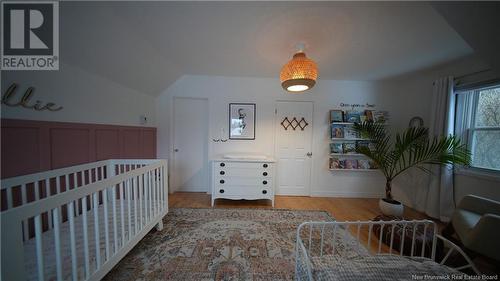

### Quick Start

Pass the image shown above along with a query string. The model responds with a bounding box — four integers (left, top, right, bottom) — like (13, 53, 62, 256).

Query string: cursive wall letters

(2, 83, 63, 111)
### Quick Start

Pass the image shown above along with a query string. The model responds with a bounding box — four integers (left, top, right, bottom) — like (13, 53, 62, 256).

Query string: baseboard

(310, 190, 384, 198)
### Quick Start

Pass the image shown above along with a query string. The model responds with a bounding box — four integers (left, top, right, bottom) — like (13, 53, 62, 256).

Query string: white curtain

(422, 76, 456, 222)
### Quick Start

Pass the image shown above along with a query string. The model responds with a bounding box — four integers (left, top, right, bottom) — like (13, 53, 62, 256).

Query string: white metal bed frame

(296, 220, 480, 281)
(1, 159, 168, 281)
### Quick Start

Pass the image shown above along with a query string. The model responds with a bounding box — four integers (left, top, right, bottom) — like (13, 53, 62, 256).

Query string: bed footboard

(295, 220, 479, 281)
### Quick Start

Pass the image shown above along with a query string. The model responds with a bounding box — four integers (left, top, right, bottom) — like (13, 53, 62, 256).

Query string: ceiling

(59, 1, 473, 96)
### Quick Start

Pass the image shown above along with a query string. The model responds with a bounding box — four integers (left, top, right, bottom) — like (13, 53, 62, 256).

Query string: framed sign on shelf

(229, 103, 256, 140)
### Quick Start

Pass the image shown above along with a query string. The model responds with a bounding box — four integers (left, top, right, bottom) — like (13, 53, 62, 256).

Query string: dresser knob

(262, 190, 267, 194)
(220, 180, 225, 184)
(263, 180, 267, 185)
(220, 163, 225, 167)
(220, 171, 225, 175)
(263, 172, 268, 176)
(263, 164, 268, 168)
(219, 189, 225, 193)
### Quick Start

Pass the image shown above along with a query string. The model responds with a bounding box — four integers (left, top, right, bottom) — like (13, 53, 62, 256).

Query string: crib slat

(133, 177, 138, 234)
(120, 182, 125, 246)
(145, 172, 150, 222)
(127, 179, 132, 238)
(148, 171, 153, 220)
(93, 192, 102, 269)
(34, 215, 45, 281)
(68, 201, 78, 281)
(112, 184, 118, 254)
(139, 174, 143, 228)
(52, 208, 63, 281)
(6, 186, 13, 210)
(103, 188, 110, 261)
(159, 167, 164, 211)
(35, 180, 40, 201)
(21, 184, 29, 241)
(154, 169, 159, 216)
(82, 196, 90, 278)
(45, 179, 52, 229)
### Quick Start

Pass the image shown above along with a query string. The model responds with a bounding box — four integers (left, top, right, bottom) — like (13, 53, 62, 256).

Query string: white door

(275, 101, 313, 195)
(172, 97, 209, 192)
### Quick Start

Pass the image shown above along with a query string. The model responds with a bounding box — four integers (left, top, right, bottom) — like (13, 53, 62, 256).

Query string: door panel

(173, 97, 208, 192)
(275, 101, 313, 195)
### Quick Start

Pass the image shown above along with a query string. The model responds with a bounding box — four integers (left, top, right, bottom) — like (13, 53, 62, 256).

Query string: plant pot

(379, 198, 404, 217)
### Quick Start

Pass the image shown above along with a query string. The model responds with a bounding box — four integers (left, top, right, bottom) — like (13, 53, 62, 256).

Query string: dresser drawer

(214, 161, 273, 170)
(216, 167, 272, 178)
(216, 177, 272, 187)
(215, 185, 272, 197)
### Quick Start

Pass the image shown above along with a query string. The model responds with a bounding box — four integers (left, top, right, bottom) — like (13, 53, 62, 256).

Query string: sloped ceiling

(431, 2, 500, 77)
(58, 1, 473, 96)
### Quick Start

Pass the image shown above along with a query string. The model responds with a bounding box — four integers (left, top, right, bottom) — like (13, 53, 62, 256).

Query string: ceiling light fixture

(280, 43, 318, 93)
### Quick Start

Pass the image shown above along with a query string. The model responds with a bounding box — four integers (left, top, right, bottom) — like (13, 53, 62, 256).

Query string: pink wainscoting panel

(95, 129, 120, 161)
(50, 128, 91, 169)
(142, 130, 156, 159)
(1, 126, 41, 178)
(1, 119, 157, 178)
(121, 129, 142, 158)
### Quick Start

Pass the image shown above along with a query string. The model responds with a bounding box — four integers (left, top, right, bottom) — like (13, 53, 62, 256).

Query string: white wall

(387, 55, 500, 205)
(156, 75, 434, 198)
(1, 63, 156, 127)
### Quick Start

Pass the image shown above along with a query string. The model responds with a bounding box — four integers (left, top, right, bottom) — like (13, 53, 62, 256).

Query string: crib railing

(1, 159, 168, 281)
(295, 220, 479, 281)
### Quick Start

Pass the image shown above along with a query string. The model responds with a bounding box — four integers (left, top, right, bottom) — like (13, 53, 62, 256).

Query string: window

(455, 83, 500, 172)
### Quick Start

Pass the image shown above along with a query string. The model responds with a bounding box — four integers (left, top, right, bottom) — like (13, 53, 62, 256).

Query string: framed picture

(229, 103, 256, 140)
(330, 110, 344, 123)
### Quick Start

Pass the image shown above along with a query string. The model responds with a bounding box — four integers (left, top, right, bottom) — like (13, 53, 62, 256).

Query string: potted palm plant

(353, 122, 471, 216)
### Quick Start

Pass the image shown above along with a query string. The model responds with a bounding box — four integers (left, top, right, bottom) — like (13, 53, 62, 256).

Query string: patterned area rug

(104, 208, 334, 281)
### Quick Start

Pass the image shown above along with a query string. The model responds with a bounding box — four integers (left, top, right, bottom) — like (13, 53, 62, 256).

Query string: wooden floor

(169, 192, 438, 223)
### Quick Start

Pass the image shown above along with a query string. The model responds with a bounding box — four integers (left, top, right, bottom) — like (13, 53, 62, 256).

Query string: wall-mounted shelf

(331, 138, 370, 141)
(329, 168, 379, 172)
(331, 122, 355, 125)
(330, 153, 366, 157)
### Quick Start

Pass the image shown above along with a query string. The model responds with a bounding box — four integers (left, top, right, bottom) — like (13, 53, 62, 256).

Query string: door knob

(306, 152, 312, 157)
(174, 148, 179, 152)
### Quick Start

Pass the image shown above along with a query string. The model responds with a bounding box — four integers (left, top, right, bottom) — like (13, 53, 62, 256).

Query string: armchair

(443, 194, 500, 262)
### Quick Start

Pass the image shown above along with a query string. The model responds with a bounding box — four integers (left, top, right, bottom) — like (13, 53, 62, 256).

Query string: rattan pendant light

(280, 44, 318, 93)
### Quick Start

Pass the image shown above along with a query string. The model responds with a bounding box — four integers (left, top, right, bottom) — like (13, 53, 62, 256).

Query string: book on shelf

(342, 142, 356, 154)
(345, 111, 361, 123)
(330, 143, 343, 154)
(356, 141, 370, 151)
(329, 110, 344, 123)
(344, 127, 359, 139)
(357, 159, 371, 169)
(329, 158, 343, 169)
(331, 124, 344, 138)
(344, 159, 358, 169)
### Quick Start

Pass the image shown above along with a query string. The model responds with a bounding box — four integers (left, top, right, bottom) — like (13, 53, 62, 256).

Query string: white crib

(0, 159, 168, 281)
(296, 220, 480, 281)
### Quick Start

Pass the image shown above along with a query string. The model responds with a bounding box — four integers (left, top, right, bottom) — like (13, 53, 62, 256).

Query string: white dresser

(211, 158, 276, 206)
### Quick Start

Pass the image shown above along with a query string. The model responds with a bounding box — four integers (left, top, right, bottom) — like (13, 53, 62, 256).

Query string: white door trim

(274, 100, 314, 196)
(170, 96, 209, 193)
